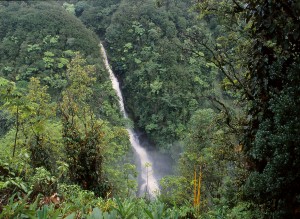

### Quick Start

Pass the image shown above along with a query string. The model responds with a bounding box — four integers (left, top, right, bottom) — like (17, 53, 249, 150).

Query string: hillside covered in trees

(0, 0, 299, 218)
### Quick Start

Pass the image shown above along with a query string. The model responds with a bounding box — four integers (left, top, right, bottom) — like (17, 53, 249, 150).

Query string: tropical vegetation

(0, 0, 299, 218)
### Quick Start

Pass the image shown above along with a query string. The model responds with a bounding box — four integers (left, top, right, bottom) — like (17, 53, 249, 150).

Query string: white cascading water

(100, 43, 160, 198)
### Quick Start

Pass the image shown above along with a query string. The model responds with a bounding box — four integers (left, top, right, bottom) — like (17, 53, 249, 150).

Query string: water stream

(100, 43, 160, 198)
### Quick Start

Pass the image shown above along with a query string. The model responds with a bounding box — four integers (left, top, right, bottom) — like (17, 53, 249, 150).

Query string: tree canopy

(0, 0, 299, 218)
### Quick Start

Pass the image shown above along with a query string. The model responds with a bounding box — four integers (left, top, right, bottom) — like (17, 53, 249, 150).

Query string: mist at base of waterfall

(133, 130, 174, 198)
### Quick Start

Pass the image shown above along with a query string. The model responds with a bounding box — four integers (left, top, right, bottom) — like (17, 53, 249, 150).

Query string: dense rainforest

(0, 0, 299, 218)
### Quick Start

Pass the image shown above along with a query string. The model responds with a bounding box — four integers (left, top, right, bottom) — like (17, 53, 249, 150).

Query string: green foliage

(105, 0, 217, 148)
(114, 198, 135, 219)
(63, 2, 75, 15)
(0, 76, 60, 170)
(193, 0, 300, 217)
(58, 54, 131, 197)
(0, 1, 100, 91)
(74, 0, 121, 36)
(0, 0, 134, 212)
(159, 107, 248, 217)
(30, 167, 57, 196)
(60, 54, 105, 195)
(0, 172, 29, 195)
(1, 0, 298, 218)
(26, 77, 58, 170)
(160, 176, 189, 206)
(242, 1, 300, 215)
(36, 205, 61, 219)
(0, 193, 36, 219)
(58, 184, 98, 214)
(0, 165, 192, 219)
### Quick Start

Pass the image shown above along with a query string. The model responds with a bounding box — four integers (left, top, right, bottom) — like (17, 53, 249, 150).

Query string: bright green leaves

(160, 176, 190, 206)
(57, 58, 69, 69)
(27, 77, 56, 134)
(43, 35, 59, 45)
(124, 43, 133, 52)
(150, 79, 163, 94)
(60, 54, 99, 185)
(27, 44, 41, 52)
(44, 51, 54, 57)
(64, 53, 96, 102)
(0, 76, 58, 169)
(0, 79, 29, 157)
(134, 58, 142, 64)
(63, 2, 75, 15)
(0, 77, 15, 98)
(42, 51, 55, 69)
(193, 76, 209, 88)
(132, 21, 145, 36)
(23, 78, 57, 169)
(60, 54, 131, 196)
(195, 51, 204, 57)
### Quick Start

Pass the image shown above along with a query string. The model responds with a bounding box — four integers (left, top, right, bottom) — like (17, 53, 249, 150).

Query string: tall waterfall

(100, 43, 160, 198)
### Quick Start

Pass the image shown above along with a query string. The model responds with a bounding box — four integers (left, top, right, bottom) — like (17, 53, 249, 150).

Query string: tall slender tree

(60, 53, 107, 196)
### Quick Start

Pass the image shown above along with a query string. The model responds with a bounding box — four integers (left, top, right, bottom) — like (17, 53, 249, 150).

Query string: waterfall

(100, 43, 160, 198)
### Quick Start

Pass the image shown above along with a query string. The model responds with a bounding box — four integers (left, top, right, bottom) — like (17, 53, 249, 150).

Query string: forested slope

(104, 0, 219, 149)
(0, 0, 299, 218)
(0, 1, 122, 121)
(0, 0, 136, 213)
(75, 0, 300, 217)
